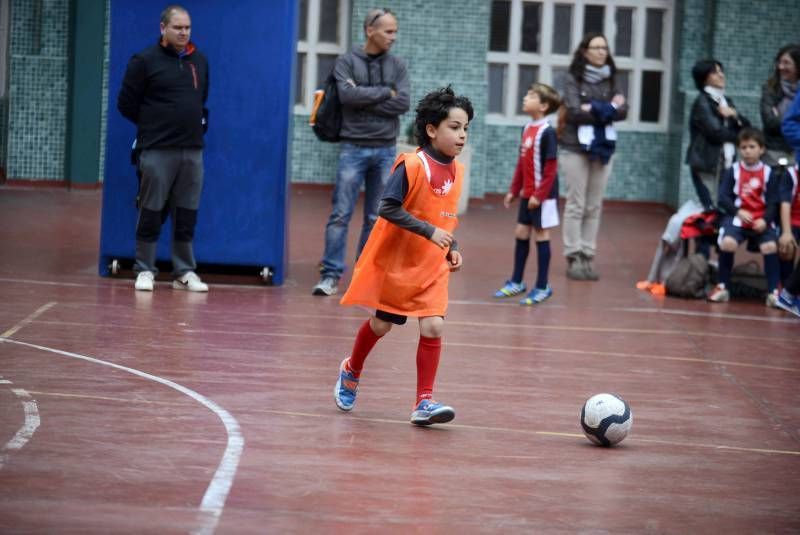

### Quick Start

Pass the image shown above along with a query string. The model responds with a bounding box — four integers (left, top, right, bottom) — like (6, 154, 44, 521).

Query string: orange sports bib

(340, 150, 463, 317)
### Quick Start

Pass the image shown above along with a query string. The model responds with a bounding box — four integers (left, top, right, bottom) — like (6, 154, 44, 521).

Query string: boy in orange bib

(335, 87, 474, 425)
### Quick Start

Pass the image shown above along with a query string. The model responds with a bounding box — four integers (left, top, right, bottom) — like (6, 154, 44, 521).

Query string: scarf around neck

(779, 79, 798, 116)
(703, 85, 728, 107)
(583, 64, 611, 84)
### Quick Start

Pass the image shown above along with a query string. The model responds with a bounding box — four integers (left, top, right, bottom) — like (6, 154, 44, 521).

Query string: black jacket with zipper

(118, 39, 209, 149)
(685, 92, 749, 173)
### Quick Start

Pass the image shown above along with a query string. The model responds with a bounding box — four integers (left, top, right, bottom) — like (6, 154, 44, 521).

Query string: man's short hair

(363, 8, 393, 35)
(161, 4, 188, 26)
(737, 127, 766, 148)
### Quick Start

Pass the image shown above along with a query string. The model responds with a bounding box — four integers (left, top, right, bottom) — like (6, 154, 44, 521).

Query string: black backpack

(665, 253, 709, 299)
(310, 70, 342, 142)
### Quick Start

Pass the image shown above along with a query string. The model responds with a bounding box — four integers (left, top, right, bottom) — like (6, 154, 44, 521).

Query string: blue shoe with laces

(410, 398, 455, 426)
(334, 358, 359, 411)
(493, 280, 526, 298)
(520, 285, 552, 305)
(776, 289, 800, 318)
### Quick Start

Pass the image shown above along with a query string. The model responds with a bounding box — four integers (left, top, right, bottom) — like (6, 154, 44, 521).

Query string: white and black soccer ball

(580, 393, 632, 447)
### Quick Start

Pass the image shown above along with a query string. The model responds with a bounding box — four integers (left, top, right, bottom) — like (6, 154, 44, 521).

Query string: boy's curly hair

(414, 86, 474, 147)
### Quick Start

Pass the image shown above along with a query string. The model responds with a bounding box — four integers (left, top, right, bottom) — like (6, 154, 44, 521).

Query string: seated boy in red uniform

(334, 87, 474, 425)
(708, 128, 781, 305)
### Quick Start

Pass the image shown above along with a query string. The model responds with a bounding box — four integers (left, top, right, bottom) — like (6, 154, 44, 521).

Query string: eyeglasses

(367, 8, 392, 27)
(587, 46, 609, 51)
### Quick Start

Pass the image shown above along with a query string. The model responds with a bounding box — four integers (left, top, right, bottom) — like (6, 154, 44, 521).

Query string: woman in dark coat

(686, 59, 750, 212)
(760, 44, 800, 166)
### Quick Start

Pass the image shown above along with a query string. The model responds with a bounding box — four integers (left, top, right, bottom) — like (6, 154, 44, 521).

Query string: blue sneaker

(410, 399, 455, 426)
(776, 289, 800, 318)
(520, 285, 552, 305)
(334, 358, 359, 411)
(494, 280, 526, 298)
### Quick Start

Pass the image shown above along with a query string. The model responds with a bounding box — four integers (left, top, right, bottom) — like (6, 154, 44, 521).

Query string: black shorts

(376, 309, 407, 325)
(517, 197, 559, 229)
(718, 220, 778, 251)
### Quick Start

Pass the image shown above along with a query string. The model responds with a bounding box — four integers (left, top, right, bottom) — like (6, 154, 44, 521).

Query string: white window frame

(486, 0, 673, 132)
(294, 0, 350, 114)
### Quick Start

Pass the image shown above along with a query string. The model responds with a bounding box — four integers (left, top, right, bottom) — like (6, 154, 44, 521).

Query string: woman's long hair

(766, 44, 800, 92)
(568, 33, 617, 86)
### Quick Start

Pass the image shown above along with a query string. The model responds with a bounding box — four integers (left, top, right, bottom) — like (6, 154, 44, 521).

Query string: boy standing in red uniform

(334, 87, 474, 425)
(494, 83, 562, 304)
(708, 128, 781, 305)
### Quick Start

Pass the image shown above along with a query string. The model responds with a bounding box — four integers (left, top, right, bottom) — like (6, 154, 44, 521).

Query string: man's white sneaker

(172, 271, 209, 292)
(134, 271, 155, 292)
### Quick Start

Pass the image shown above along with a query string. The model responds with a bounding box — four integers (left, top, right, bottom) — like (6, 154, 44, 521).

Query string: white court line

(1, 302, 57, 338)
(2, 275, 797, 325)
(0, 388, 41, 470)
(0, 337, 243, 535)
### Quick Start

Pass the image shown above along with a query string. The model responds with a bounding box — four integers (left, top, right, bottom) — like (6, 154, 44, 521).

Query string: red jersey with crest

(509, 118, 558, 201)
(730, 162, 772, 228)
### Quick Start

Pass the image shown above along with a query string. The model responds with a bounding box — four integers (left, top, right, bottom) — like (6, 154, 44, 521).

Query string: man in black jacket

(118, 4, 209, 292)
(312, 8, 410, 296)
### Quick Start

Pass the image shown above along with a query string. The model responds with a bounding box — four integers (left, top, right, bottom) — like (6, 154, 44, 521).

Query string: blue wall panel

(99, 0, 295, 284)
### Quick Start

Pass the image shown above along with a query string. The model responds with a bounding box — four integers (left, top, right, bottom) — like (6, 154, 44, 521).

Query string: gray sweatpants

(134, 148, 204, 277)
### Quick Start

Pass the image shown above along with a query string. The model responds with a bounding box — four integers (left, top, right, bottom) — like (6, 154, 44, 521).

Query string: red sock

(415, 335, 441, 405)
(346, 320, 382, 378)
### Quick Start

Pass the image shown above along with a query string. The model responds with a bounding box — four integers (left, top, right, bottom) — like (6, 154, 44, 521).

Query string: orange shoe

(636, 280, 654, 291)
(649, 283, 666, 296)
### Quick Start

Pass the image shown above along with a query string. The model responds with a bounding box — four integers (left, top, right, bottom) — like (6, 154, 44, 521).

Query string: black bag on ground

(309, 70, 341, 142)
(665, 253, 709, 298)
(729, 260, 767, 298)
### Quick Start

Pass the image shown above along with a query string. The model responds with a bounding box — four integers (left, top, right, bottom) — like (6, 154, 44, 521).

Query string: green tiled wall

(2, 0, 797, 200)
(292, 0, 491, 198)
(7, 0, 69, 181)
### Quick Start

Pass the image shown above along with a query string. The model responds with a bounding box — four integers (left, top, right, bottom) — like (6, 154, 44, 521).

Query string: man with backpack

(312, 8, 410, 296)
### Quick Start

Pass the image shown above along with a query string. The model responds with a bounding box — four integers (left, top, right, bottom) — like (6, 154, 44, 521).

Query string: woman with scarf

(761, 44, 800, 166)
(686, 60, 750, 215)
(560, 33, 628, 281)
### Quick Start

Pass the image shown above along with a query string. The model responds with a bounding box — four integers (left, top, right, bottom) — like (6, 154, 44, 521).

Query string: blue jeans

(320, 143, 395, 279)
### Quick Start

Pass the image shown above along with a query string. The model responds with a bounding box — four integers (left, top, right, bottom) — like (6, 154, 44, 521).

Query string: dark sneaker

(410, 399, 455, 426)
(566, 255, 587, 280)
(581, 254, 600, 281)
(312, 276, 339, 296)
(334, 358, 359, 411)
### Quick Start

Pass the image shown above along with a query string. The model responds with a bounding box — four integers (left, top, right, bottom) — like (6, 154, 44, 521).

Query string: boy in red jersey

(334, 87, 473, 425)
(708, 128, 781, 305)
(493, 83, 562, 304)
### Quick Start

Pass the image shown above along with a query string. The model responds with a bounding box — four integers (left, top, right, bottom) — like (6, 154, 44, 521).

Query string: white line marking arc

(0, 337, 243, 535)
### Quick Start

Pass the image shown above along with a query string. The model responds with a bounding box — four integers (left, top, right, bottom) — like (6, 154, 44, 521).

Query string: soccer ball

(580, 393, 632, 447)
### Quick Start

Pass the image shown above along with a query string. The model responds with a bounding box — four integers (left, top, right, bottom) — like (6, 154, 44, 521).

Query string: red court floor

(0, 185, 798, 533)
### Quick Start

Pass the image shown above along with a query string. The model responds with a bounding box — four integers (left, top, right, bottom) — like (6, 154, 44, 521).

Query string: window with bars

(295, 0, 350, 112)
(487, 0, 673, 130)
